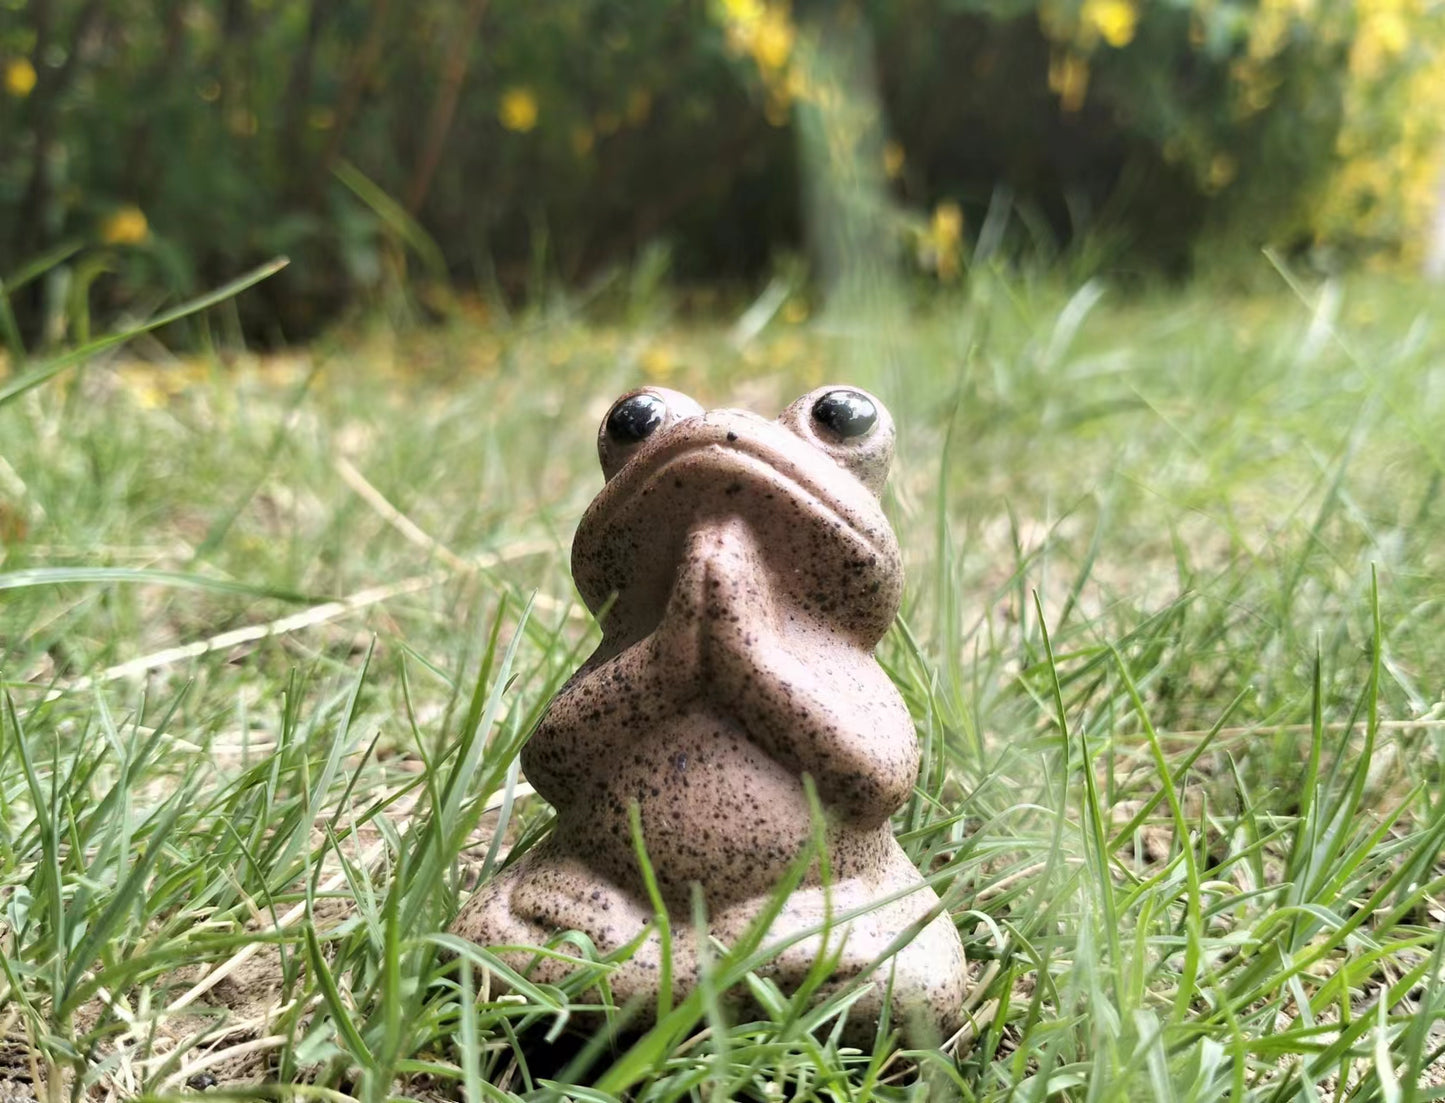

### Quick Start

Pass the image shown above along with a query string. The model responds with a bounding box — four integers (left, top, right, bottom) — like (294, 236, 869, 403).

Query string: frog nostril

(606, 393, 667, 443)
(811, 390, 877, 439)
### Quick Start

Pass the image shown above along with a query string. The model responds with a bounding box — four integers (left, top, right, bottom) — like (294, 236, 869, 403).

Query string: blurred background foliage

(0, 0, 1441, 344)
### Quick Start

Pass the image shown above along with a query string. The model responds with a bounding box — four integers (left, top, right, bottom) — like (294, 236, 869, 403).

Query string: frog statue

(453, 385, 966, 1040)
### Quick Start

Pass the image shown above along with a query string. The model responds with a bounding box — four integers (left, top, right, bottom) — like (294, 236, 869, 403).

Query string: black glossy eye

(605, 393, 666, 443)
(811, 390, 877, 439)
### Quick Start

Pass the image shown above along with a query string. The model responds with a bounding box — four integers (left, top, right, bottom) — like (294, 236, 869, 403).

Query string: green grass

(1, 265, 1443, 1102)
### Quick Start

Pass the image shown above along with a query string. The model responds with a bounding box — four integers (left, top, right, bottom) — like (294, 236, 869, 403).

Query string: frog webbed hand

(665, 517, 918, 823)
(704, 624, 919, 823)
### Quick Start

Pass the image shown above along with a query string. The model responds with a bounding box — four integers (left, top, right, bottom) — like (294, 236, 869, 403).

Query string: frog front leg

(674, 518, 919, 824)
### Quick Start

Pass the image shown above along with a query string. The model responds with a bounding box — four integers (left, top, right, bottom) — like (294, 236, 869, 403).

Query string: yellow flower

(499, 87, 539, 133)
(1370, 11, 1409, 56)
(1205, 153, 1238, 192)
(883, 140, 906, 180)
(932, 201, 963, 246)
(117, 366, 169, 409)
(570, 125, 595, 157)
(722, 0, 764, 20)
(752, 9, 795, 71)
(640, 343, 675, 382)
(1048, 51, 1091, 112)
(929, 201, 965, 281)
(719, 0, 798, 106)
(101, 206, 150, 246)
(5, 57, 36, 98)
(1082, 0, 1138, 48)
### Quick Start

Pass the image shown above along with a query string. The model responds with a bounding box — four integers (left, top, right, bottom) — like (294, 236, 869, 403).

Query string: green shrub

(0, 0, 1438, 343)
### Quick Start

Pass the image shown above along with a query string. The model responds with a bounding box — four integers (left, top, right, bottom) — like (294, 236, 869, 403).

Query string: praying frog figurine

(453, 385, 966, 1039)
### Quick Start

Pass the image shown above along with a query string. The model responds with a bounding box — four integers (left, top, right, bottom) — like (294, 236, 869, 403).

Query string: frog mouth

(590, 433, 892, 560)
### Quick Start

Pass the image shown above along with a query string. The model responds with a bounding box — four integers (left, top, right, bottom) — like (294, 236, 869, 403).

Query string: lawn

(1, 266, 1443, 1101)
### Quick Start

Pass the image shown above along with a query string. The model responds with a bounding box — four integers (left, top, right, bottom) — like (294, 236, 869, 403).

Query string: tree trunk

(1426, 157, 1445, 282)
(316, 0, 393, 186)
(404, 0, 490, 216)
(792, 9, 902, 319)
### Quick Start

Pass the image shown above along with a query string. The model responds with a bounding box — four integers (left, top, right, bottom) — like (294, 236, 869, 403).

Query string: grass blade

(0, 257, 288, 407)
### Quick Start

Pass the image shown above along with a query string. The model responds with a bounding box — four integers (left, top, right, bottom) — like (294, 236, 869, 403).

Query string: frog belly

(551, 708, 819, 907)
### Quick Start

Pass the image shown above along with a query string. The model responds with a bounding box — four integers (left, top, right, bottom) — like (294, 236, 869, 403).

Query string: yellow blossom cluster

(1080, 0, 1139, 48)
(1220, 0, 1442, 257)
(1207, 0, 1444, 251)
(493, 75, 653, 158)
(1318, 0, 1445, 258)
(1034, 0, 1442, 257)
(1037, 0, 1138, 112)
(1227, 0, 1336, 119)
(565, 88, 652, 158)
(717, 0, 800, 124)
(1349, 0, 1412, 80)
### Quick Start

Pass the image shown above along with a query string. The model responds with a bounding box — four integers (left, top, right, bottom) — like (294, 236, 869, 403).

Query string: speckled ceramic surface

(452, 385, 966, 1040)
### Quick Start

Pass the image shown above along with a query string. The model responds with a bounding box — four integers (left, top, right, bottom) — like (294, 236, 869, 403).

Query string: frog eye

(605, 393, 667, 444)
(596, 387, 705, 481)
(811, 389, 877, 440)
(779, 384, 895, 496)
